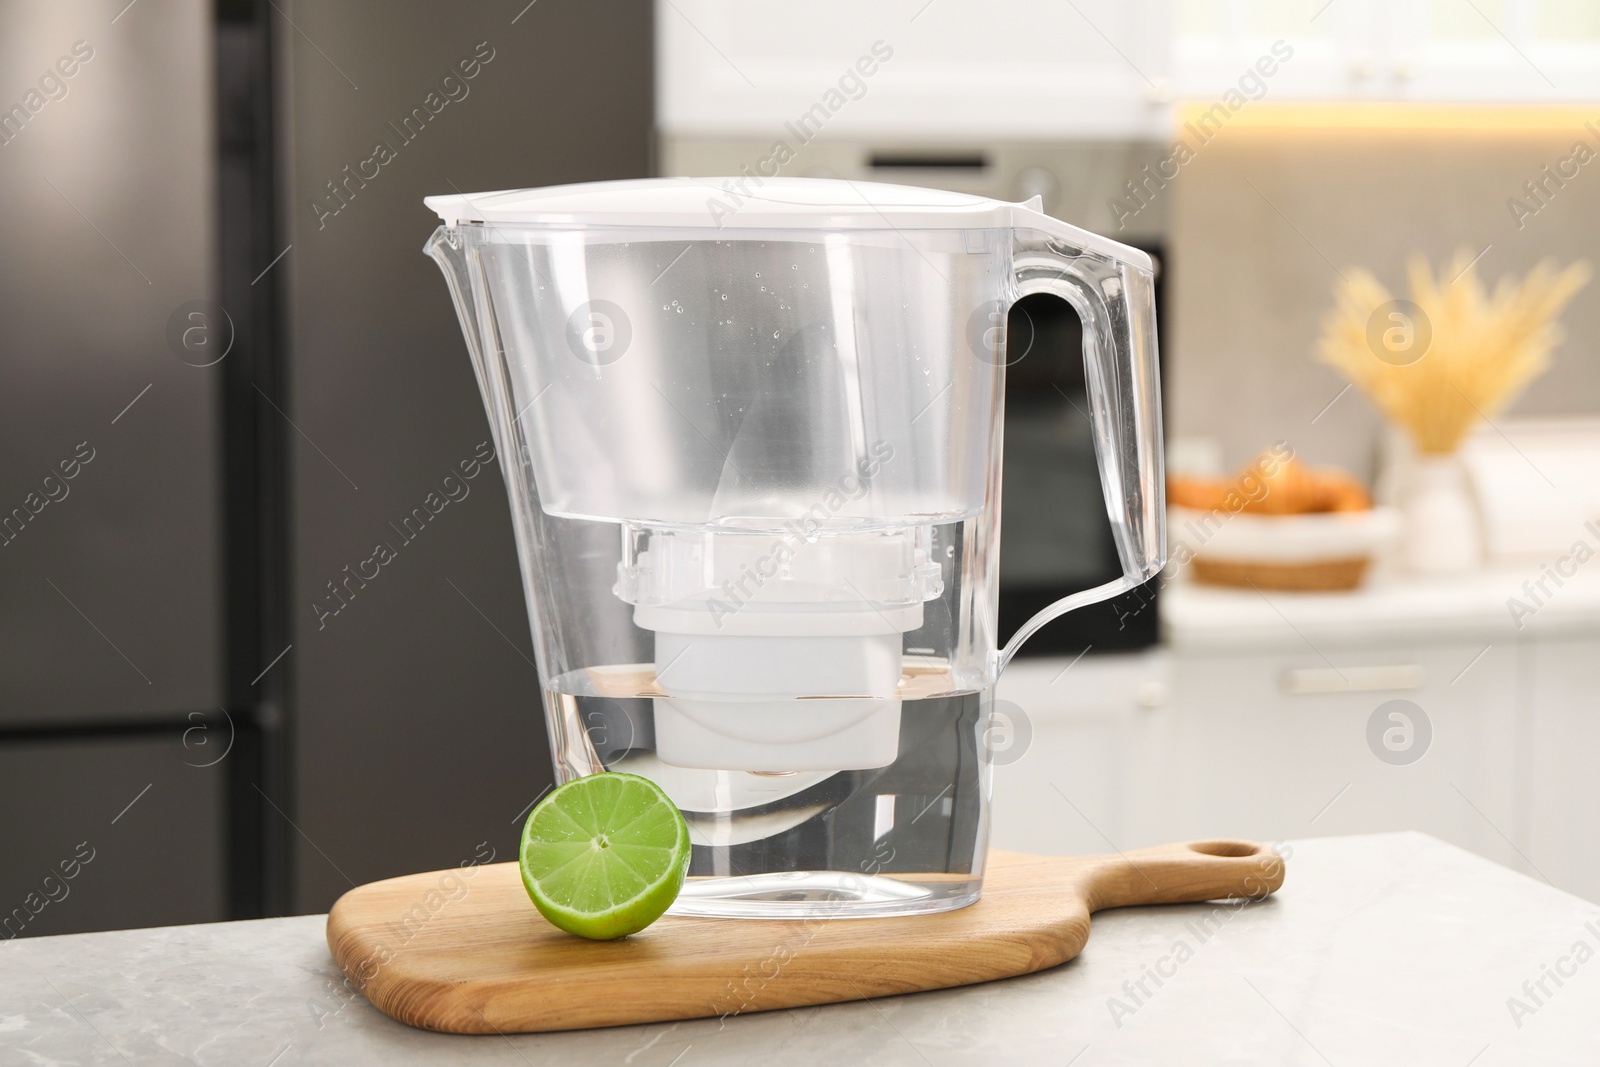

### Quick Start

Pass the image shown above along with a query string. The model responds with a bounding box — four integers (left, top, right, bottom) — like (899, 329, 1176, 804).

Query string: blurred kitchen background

(3, 0, 1599, 937)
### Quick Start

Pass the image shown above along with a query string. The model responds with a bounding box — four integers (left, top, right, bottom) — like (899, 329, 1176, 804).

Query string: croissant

(1168, 454, 1370, 516)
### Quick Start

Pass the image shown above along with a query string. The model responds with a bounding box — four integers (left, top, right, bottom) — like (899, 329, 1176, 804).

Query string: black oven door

(997, 245, 1164, 657)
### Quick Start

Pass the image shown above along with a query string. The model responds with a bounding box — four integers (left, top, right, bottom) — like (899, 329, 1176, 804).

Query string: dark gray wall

(277, 0, 654, 912)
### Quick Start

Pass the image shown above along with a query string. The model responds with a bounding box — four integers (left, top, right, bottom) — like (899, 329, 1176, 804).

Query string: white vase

(1401, 453, 1482, 574)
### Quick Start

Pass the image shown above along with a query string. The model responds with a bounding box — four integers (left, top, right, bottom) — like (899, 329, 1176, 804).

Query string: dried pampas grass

(1317, 251, 1590, 454)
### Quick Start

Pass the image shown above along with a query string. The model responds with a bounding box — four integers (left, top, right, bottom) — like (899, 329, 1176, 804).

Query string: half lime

(518, 772, 690, 940)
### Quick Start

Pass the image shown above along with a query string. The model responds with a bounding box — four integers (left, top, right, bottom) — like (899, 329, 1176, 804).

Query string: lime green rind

(518, 772, 690, 941)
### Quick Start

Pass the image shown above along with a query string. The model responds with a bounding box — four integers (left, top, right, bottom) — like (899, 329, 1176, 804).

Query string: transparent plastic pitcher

(425, 178, 1162, 918)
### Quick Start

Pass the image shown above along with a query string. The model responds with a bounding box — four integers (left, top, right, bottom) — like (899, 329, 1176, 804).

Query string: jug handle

(994, 216, 1166, 674)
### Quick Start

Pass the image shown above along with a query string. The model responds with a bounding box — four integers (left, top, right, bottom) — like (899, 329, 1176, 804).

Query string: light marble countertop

(4, 833, 1599, 1065)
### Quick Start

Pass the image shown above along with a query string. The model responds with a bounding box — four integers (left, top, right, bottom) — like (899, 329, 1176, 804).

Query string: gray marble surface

(3, 832, 1598, 1065)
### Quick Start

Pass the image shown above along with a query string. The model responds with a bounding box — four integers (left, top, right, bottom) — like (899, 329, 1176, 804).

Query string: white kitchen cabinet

(656, 0, 1176, 141)
(993, 643, 1525, 873)
(1525, 637, 1600, 900)
(1175, 0, 1600, 102)
(658, 0, 1600, 153)
(993, 567, 1600, 901)
(1392, 0, 1600, 102)
(1158, 642, 1524, 872)
(1173, 0, 1376, 101)
(990, 651, 1177, 858)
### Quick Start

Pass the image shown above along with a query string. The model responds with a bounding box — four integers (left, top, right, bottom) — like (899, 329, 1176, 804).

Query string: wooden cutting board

(326, 840, 1285, 1034)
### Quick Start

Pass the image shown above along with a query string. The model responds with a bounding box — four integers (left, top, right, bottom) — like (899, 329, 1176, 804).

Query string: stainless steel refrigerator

(0, 0, 652, 933)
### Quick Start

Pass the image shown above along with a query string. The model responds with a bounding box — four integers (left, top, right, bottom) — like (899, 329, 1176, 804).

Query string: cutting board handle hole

(1187, 840, 1261, 858)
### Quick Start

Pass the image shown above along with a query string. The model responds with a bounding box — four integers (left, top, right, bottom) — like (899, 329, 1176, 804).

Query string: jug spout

(423, 227, 472, 330)
(424, 226, 488, 390)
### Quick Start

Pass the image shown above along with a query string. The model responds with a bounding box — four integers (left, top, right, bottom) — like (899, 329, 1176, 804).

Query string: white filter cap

(650, 632, 904, 772)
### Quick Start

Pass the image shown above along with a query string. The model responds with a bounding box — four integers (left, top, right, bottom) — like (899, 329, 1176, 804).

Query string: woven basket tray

(1190, 556, 1372, 592)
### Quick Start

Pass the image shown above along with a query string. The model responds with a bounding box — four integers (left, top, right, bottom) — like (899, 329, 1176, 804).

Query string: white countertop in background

(1163, 562, 1600, 652)
(4, 833, 1599, 1065)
